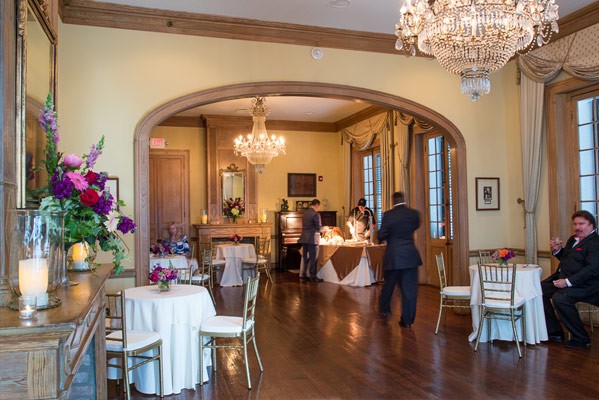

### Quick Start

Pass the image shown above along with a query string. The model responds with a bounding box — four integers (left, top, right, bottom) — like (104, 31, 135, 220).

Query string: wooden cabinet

(276, 211, 337, 269)
(0, 265, 112, 399)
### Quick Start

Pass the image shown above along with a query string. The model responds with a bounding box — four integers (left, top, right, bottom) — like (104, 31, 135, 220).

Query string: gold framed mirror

(16, 0, 57, 208)
(220, 164, 245, 205)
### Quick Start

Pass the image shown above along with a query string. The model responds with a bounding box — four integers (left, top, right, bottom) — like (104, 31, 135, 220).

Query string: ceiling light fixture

(233, 97, 286, 173)
(394, 0, 559, 101)
(331, 0, 351, 8)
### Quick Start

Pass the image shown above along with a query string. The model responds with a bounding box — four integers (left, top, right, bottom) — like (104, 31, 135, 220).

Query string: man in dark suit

(299, 199, 322, 283)
(542, 210, 599, 349)
(378, 192, 422, 327)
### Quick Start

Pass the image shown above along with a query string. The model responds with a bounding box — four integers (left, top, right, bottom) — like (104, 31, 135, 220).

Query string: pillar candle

(71, 243, 88, 269)
(19, 258, 49, 307)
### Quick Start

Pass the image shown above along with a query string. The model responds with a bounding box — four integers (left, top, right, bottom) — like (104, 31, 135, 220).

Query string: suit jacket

(298, 207, 322, 245)
(377, 204, 422, 270)
(549, 230, 599, 300)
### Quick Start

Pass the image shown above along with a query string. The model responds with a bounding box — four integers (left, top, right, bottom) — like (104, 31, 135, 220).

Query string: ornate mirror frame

(16, 0, 57, 208)
(220, 163, 246, 206)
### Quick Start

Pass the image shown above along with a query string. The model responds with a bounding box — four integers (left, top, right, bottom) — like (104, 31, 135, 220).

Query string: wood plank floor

(108, 271, 599, 399)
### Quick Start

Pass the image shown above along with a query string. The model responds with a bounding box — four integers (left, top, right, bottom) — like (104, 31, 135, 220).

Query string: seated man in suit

(542, 210, 599, 349)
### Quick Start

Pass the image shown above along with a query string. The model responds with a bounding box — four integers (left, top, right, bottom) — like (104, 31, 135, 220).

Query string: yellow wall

(57, 22, 549, 270)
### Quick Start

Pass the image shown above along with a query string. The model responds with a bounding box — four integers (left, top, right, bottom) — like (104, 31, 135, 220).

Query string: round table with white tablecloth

(215, 243, 256, 286)
(468, 264, 548, 345)
(121, 285, 216, 395)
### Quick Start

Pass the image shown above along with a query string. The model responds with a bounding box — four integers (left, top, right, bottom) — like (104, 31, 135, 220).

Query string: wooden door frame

(133, 82, 469, 286)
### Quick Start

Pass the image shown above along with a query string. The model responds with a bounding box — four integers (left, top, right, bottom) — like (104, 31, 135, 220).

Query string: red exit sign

(149, 137, 166, 148)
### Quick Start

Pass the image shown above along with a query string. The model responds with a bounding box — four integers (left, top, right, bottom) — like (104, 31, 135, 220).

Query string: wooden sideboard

(275, 211, 337, 269)
(193, 222, 272, 247)
(0, 264, 112, 399)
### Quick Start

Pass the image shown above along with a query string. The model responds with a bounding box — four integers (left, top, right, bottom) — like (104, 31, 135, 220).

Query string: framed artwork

(476, 177, 500, 210)
(288, 173, 317, 197)
(296, 201, 310, 211)
(105, 176, 120, 204)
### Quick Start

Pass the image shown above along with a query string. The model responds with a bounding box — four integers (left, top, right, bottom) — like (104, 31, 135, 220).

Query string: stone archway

(134, 82, 469, 286)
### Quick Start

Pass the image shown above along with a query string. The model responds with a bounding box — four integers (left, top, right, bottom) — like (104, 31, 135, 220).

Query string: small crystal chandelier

(233, 97, 286, 173)
(395, 0, 559, 101)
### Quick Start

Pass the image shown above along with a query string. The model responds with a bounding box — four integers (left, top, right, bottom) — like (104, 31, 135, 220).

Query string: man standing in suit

(378, 192, 422, 327)
(299, 199, 322, 283)
(542, 210, 599, 349)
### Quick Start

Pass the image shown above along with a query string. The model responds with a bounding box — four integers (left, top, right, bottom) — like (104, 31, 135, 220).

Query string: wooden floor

(108, 270, 599, 400)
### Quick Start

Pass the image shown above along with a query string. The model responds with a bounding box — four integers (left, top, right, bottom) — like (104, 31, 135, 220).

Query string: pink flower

(65, 172, 89, 191)
(63, 153, 83, 167)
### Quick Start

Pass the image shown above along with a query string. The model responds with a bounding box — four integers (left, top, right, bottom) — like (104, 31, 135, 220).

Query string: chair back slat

(106, 291, 128, 349)
(478, 263, 517, 305)
(435, 253, 447, 290)
(479, 250, 493, 264)
(242, 274, 261, 329)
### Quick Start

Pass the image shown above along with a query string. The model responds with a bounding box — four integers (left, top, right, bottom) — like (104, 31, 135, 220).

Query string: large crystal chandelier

(395, 0, 559, 101)
(233, 97, 286, 173)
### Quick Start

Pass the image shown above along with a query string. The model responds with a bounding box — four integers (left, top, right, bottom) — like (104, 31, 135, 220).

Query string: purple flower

(39, 108, 59, 145)
(96, 173, 108, 191)
(87, 144, 102, 169)
(93, 193, 114, 215)
(50, 172, 74, 199)
(118, 216, 136, 234)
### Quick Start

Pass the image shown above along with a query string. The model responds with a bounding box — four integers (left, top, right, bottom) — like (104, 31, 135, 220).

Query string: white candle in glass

(19, 258, 49, 307)
(201, 214, 208, 224)
(71, 243, 88, 269)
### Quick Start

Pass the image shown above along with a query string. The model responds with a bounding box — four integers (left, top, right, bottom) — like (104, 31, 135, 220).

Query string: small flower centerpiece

(37, 95, 136, 275)
(229, 234, 242, 245)
(223, 197, 245, 223)
(151, 242, 172, 257)
(148, 263, 179, 291)
(492, 248, 516, 265)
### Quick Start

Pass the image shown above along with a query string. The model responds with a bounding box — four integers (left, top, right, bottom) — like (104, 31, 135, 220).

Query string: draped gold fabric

(341, 112, 388, 151)
(518, 24, 599, 83)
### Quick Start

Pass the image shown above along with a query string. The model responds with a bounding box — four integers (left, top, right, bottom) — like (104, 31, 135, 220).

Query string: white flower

(104, 211, 120, 232)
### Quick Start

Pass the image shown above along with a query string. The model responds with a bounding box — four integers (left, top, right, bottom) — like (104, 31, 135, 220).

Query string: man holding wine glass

(542, 210, 599, 349)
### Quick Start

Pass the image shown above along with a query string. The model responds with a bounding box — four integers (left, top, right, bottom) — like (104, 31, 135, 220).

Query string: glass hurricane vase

(158, 281, 171, 292)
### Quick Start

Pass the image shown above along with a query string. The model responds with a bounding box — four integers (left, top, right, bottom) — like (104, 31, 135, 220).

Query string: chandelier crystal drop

(395, 0, 559, 101)
(233, 97, 286, 173)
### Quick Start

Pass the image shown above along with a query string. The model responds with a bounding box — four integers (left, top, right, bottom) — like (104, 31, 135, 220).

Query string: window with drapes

(359, 148, 382, 228)
(575, 91, 599, 221)
(426, 135, 453, 240)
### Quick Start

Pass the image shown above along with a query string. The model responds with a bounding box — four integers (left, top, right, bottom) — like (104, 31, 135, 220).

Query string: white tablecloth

(468, 264, 548, 345)
(121, 285, 216, 395)
(215, 243, 256, 286)
(300, 256, 376, 287)
(149, 254, 189, 271)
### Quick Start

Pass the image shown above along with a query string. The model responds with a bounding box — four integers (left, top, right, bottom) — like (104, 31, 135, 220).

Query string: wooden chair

(474, 263, 526, 358)
(191, 249, 216, 303)
(242, 237, 273, 283)
(199, 274, 263, 389)
(478, 250, 493, 264)
(434, 253, 471, 334)
(106, 291, 164, 399)
(577, 302, 599, 334)
(199, 241, 226, 285)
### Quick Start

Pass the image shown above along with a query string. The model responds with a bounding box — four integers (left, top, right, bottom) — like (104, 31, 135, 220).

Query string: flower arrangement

(229, 234, 242, 244)
(37, 95, 136, 275)
(223, 197, 245, 222)
(151, 242, 172, 256)
(492, 248, 516, 265)
(148, 263, 178, 290)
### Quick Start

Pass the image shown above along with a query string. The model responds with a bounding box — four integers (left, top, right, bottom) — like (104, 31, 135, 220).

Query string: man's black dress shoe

(564, 340, 591, 349)
(398, 321, 412, 329)
(548, 335, 564, 342)
(309, 277, 323, 283)
(299, 275, 309, 281)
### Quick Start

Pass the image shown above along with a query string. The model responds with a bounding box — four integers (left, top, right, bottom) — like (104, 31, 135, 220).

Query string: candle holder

(8, 210, 63, 310)
(201, 209, 208, 224)
(19, 296, 38, 320)
(67, 242, 96, 271)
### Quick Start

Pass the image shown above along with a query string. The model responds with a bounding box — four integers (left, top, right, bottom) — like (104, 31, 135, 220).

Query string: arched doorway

(134, 82, 469, 286)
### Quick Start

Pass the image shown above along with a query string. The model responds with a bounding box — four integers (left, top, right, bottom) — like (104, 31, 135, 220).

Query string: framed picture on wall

(476, 177, 500, 210)
(288, 173, 316, 197)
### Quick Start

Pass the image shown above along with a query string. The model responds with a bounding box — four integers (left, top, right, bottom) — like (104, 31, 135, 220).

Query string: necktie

(572, 236, 580, 247)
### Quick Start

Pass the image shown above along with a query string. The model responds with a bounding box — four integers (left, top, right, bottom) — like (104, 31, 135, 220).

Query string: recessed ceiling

(97, 0, 593, 35)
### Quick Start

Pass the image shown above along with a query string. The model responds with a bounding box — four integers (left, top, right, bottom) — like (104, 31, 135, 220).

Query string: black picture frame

(476, 177, 500, 210)
(288, 173, 316, 197)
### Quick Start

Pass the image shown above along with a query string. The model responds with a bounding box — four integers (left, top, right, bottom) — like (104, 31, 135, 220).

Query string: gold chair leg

(159, 345, 164, 398)
(435, 297, 443, 335)
(243, 333, 252, 389)
(474, 308, 485, 352)
(511, 311, 522, 358)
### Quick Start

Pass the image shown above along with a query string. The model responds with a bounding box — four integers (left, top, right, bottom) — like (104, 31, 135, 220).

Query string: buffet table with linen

(468, 264, 548, 345)
(215, 243, 256, 286)
(300, 244, 385, 287)
(119, 285, 216, 395)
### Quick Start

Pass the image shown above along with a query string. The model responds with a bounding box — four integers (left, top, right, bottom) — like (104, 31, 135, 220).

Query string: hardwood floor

(108, 271, 599, 399)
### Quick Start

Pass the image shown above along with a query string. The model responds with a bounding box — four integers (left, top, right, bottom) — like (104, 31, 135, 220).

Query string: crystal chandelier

(233, 97, 286, 173)
(395, 0, 559, 101)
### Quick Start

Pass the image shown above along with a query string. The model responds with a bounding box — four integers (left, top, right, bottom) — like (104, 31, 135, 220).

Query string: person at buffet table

(542, 210, 599, 349)
(346, 197, 375, 242)
(299, 199, 323, 283)
(378, 192, 422, 328)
